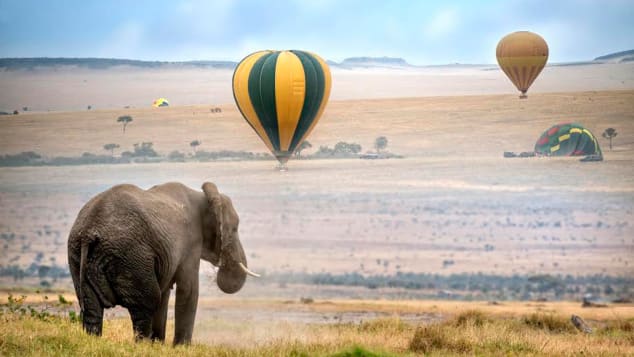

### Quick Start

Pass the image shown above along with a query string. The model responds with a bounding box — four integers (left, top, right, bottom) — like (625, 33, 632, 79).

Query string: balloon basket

(519, 93, 528, 99)
(276, 162, 288, 172)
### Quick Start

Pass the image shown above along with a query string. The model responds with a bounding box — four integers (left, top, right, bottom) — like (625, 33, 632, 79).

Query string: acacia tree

(602, 128, 617, 150)
(295, 140, 312, 158)
(117, 115, 133, 133)
(334, 141, 362, 155)
(103, 143, 120, 157)
(190, 140, 201, 153)
(375, 136, 388, 154)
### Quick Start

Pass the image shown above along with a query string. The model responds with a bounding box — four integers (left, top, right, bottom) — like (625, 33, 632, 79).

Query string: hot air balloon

(496, 31, 548, 98)
(534, 123, 602, 158)
(232, 50, 331, 169)
(152, 98, 169, 107)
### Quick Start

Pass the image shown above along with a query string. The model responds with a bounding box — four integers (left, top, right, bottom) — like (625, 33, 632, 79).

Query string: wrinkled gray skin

(67, 182, 249, 345)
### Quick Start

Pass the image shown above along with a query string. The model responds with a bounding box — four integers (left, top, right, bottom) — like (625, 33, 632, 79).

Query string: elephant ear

(202, 182, 225, 250)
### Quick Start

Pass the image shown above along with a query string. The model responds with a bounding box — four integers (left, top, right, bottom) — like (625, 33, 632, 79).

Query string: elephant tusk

(238, 262, 261, 278)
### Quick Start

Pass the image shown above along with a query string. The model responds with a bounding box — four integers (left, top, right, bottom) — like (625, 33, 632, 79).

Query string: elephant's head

(201, 182, 259, 294)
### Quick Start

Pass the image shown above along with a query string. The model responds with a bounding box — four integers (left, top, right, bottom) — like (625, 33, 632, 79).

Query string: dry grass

(2, 297, 634, 356)
(2, 90, 634, 159)
(2, 91, 633, 281)
(408, 310, 634, 355)
(2, 308, 633, 356)
(3, 292, 633, 321)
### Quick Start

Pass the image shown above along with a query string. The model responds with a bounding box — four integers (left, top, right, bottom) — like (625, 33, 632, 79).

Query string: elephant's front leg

(173, 262, 200, 345)
(151, 288, 171, 342)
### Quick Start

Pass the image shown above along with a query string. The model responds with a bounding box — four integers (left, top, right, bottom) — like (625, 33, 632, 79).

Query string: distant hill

(0, 57, 237, 70)
(334, 57, 411, 69)
(4, 51, 631, 72)
(594, 49, 634, 63)
(0, 56, 417, 71)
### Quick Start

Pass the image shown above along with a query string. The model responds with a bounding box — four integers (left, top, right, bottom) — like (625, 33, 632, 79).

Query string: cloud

(423, 8, 460, 39)
(98, 22, 145, 58)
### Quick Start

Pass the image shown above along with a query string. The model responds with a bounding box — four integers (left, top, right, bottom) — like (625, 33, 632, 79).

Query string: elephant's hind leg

(151, 289, 171, 342)
(106, 247, 162, 341)
(81, 284, 104, 336)
(129, 307, 154, 341)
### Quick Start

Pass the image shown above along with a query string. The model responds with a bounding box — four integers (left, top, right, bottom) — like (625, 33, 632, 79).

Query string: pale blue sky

(0, 0, 632, 64)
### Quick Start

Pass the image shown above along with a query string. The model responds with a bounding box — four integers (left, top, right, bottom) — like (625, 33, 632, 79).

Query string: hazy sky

(1, 0, 633, 64)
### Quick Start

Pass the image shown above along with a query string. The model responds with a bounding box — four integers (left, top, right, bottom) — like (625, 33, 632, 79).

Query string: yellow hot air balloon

(496, 31, 548, 98)
(232, 50, 331, 169)
(152, 98, 169, 107)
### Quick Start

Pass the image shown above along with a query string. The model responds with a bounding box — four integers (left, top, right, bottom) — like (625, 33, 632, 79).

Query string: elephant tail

(79, 234, 115, 335)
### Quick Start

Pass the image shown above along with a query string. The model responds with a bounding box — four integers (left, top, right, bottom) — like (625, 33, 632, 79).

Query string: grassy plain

(1, 65, 634, 354)
(1, 298, 633, 356)
(1, 91, 633, 281)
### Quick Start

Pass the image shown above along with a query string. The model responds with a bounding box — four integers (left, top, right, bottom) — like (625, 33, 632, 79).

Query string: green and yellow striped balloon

(232, 50, 331, 164)
(534, 123, 602, 157)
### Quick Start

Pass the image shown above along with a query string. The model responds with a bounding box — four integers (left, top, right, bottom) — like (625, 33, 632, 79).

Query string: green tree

(103, 143, 120, 156)
(190, 140, 201, 153)
(602, 128, 617, 150)
(37, 265, 50, 279)
(295, 140, 312, 158)
(334, 141, 362, 155)
(375, 136, 388, 153)
(117, 115, 133, 133)
(168, 150, 186, 162)
(132, 142, 158, 157)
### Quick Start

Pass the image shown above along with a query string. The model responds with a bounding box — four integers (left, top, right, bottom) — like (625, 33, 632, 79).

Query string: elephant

(67, 182, 259, 345)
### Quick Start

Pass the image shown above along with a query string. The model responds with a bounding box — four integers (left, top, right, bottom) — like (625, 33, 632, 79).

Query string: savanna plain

(1, 63, 633, 355)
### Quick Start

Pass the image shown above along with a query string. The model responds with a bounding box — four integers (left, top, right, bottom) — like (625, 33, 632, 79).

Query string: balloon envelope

(232, 50, 331, 164)
(152, 98, 169, 107)
(496, 31, 548, 98)
(534, 123, 602, 157)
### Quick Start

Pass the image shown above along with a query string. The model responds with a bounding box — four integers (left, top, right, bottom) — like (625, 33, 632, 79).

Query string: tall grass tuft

(358, 317, 407, 333)
(451, 309, 491, 327)
(409, 324, 471, 354)
(331, 346, 393, 357)
(522, 313, 577, 333)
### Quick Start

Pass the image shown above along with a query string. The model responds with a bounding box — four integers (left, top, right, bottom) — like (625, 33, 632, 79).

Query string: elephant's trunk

(216, 238, 248, 294)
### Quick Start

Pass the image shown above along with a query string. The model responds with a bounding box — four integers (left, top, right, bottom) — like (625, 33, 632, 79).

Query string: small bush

(600, 318, 634, 333)
(409, 324, 471, 353)
(299, 297, 314, 304)
(358, 317, 407, 333)
(58, 295, 71, 306)
(331, 346, 388, 357)
(132, 142, 158, 157)
(167, 150, 186, 162)
(0, 152, 43, 166)
(522, 313, 576, 333)
(452, 310, 491, 327)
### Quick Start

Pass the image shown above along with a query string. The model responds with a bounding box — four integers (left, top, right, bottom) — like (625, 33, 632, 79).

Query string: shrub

(0, 152, 43, 166)
(131, 142, 158, 157)
(522, 313, 576, 333)
(331, 346, 387, 357)
(600, 318, 634, 333)
(168, 150, 186, 162)
(358, 317, 407, 333)
(409, 324, 470, 353)
(452, 310, 490, 327)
